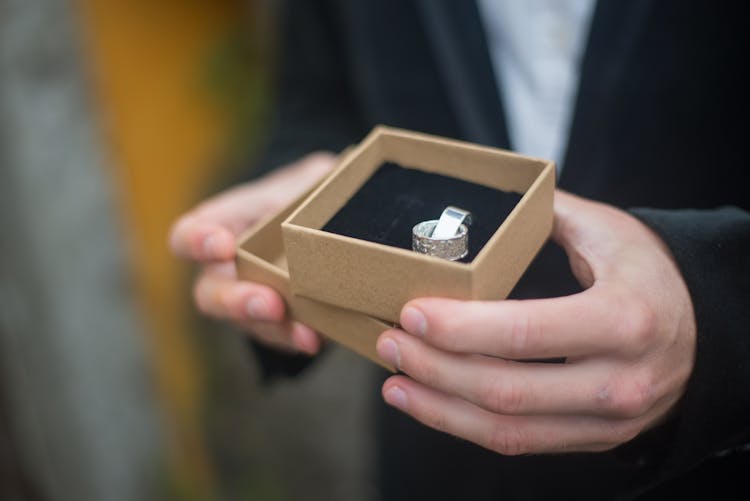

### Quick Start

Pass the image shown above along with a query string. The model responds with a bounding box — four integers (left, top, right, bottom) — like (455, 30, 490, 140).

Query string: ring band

(412, 216, 470, 261)
(432, 206, 473, 239)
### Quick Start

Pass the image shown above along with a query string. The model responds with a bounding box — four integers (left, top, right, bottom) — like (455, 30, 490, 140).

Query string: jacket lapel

(560, 0, 655, 187)
(415, 0, 510, 149)
(416, 0, 654, 187)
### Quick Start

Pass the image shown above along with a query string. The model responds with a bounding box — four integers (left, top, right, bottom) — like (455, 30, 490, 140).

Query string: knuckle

(425, 316, 459, 351)
(605, 421, 642, 447)
(506, 306, 534, 358)
(488, 423, 528, 456)
(620, 296, 658, 347)
(192, 271, 237, 320)
(616, 422, 642, 445)
(422, 406, 450, 435)
(478, 375, 524, 414)
(409, 353, 441, 388)
(601, 372, 654, 418)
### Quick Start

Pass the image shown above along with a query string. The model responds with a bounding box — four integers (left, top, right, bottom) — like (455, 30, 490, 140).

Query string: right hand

(168, 152, 337, 355)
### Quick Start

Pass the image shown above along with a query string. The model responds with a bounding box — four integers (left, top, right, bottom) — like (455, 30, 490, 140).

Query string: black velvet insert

(321, 162, 522, 262)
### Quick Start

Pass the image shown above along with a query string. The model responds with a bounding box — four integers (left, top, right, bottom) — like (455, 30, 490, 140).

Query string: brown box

(236, 172, 395, 372)
(282, 126, 555, 323)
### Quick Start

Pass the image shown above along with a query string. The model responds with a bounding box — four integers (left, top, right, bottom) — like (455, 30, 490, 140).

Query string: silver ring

(432, 206, 473, 239)
(412, 207, 472, 261)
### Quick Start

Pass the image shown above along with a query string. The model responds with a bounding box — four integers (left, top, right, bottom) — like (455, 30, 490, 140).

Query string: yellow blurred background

(78, 0, 259, 495)
(2, 0, 270, 499)
(0, 2, 375, 500)
(77, 0, 273, 497)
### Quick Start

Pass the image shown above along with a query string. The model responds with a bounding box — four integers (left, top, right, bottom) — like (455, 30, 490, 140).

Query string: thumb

(169, 152, 337, 263)
(169, 216, 237, 262)
(169, 184, 270, 262)
(550, 190, 611, 289)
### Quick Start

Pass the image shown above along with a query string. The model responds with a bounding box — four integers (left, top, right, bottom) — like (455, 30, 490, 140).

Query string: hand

(376, 190, 697, 455)
(169, 152, 336, 354)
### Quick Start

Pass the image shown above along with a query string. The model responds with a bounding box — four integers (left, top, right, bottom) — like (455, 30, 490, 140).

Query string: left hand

(169, 152, 336, 354)
(376, 190, 696, 455)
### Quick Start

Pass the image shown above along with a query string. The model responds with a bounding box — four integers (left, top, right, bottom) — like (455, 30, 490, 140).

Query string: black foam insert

(321, 162, 522, 262)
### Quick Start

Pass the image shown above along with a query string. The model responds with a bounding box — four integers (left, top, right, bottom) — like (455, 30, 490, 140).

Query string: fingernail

(401, 306, 427, 337)
(246, 296, 270, 320)
(377, 337, 401, 369)
(384, 386, 408, 410)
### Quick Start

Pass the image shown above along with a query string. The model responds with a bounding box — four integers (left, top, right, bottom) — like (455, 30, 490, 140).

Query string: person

(169, 1, 750, 499)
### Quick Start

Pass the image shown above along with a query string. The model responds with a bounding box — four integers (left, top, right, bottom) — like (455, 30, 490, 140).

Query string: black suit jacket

(252, 1, 750, 499)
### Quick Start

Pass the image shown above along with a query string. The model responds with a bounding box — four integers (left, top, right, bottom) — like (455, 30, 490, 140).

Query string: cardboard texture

(283, 126, 555, 323)
(236, 164, 396, 372)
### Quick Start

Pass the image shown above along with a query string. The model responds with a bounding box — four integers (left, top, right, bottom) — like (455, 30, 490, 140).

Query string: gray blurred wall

(0, 1, 164, 500)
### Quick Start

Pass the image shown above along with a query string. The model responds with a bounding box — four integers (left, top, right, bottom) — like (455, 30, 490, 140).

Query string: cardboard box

(236, 172, 396, 372)
(282, 126, 555, 323)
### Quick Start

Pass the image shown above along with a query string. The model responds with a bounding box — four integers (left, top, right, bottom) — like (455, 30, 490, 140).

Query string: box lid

(282, 126, 555, 322)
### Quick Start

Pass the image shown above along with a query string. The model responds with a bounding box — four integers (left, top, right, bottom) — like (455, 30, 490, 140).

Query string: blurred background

(0, 1, 378, 500)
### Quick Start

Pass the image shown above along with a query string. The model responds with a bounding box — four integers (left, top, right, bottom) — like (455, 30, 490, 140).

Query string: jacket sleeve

(619, 206, 750, 491)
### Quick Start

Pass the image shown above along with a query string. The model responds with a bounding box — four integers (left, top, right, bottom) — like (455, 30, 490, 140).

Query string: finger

(193, 263, 286, 323)
(552, 190, 612, 249)
(381, 375, 641, 455)
(169, 151, 337, 262)
(378, 330, 658, 418)
(552, 191, 598, 288)
(169, 216, 236, 261)
(239, 319, 322, 356)
(168, 182, 270, 261)
(552, 190, 643, 286)
(290, 321, 323, 355)
(401, 290, 631, 360)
